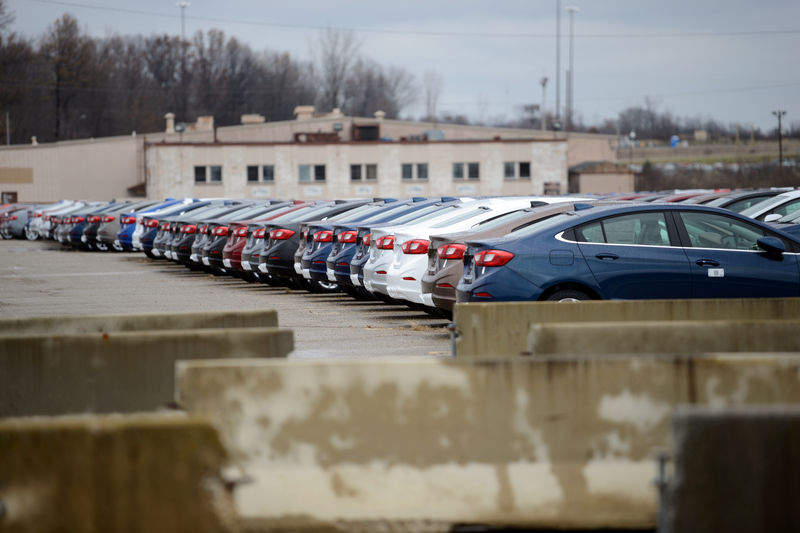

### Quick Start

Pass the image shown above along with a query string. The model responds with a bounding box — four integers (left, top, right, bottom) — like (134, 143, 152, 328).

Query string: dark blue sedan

(456, 203, 800, 302)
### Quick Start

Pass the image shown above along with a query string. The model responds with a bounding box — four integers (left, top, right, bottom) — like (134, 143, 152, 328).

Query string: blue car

(117, 198, 189, 251)
(457, 203, 800, 302)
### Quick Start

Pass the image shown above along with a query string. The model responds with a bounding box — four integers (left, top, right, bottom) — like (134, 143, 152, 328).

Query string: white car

(363, 199, 480, 298)
(740, 190, 800, 222)
(27, 201, 78, 240)
(383, 197, 578, 307)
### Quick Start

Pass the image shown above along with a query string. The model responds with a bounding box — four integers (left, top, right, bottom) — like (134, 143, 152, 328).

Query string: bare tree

(312, 28, 361, 111)
(39, 14, 97, 140)
(257, 51, 316, 121)
(0, 0, 14, 33)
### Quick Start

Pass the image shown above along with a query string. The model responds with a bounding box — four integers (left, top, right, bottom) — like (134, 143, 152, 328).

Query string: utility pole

(555, 0, 561, 126)
(177, 1, 190, 41)
(540, 77, 548, 131)
(772, 110, 787, 169)
(565, 6, 579, 132)
(5, 111, 9, 145)
(176, 1, 190, 124)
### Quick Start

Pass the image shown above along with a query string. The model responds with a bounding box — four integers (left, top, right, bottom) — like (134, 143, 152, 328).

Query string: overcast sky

(6, 0, 800, 132)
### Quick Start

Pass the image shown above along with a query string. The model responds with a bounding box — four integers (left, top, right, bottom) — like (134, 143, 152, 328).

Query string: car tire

(546, 289, 593, 302)
(307, 279, 339, 293)
(25, 227, 38, 241)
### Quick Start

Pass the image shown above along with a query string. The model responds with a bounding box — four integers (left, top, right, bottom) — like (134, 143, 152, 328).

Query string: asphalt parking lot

(0, 239, 452, 358)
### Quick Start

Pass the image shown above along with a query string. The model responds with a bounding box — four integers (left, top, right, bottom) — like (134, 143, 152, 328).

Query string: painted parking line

(0, 271, 147, 279)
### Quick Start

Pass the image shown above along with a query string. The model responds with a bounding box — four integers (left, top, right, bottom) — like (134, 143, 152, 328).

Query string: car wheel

(25, 227, 38, 241)
(546, 289, 592, 302)
(307, 279, 339, 293)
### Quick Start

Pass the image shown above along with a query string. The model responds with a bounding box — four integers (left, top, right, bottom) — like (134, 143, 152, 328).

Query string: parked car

(259, 200, 375, 290)
(25, 201, 76, 240)
(384, 197, 574, 309)
(68, 202, 118, 250)
(324, 198, 454, 298)
(456, 203, 800, 304)
(95, 200, 159, 251)
(702, 189, 788, 214)
(740, 189, 800, 222)
(1, 204, 37, 239)
(421, 201, 585, 315)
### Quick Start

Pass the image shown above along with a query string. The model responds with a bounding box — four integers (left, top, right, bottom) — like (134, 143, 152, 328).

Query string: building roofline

(144, 137, 568, 149)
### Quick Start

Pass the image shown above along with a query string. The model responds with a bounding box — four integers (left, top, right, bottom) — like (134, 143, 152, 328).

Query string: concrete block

(526, 319, 800, 355)
(666, 406, 800, 533)
(0, 309, 279, 336)
(175, 354, 800, 531)
(0, 413, 238, 533)
(0, 327, 294, 417)
(454, 298, 800, 358)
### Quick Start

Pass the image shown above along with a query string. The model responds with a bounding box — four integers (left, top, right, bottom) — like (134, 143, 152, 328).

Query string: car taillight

(213, 226, 228, 237)
(254, 228, 266, 239)
(64, 217, 71, 223)
(236, 227, 247, 237)
(160, 221, 170, 231)
(376, 235, 394, 249)
(44, 216, 51, 222)
(145, 219, 158, 228)
(313, 230, 333, 242)
(73, 216, 85, 223)
(401, 239, 429, 254)
(270, 228, 295, 240)
(474, 250, 514, 267)
(10, 215, 17, 220)
(88, 216, 100, 223)
(437, 243, 466, 260)
(102, 215, 116, 223)
(182, 224, 197, 234)
(121, 216, 136, 225)
(363, 233, 371, 246)
(199, 225, 208, 234)
(338, 230, 357, 243)
(34, 212, 41, 218)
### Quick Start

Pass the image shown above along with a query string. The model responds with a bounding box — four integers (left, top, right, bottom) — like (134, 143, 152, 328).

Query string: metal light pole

(555, 0, 561, 125)
(772, 110, 787, 169)
(540, 77, 548, 131)
(565, 6, 579, 132)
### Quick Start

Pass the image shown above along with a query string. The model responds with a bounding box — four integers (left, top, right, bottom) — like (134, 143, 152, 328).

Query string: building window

(194, 165, 222, 183)
(453, 162, 479, 180)
(504, 162, 532, 180)
(209, 166, 222, 182)
(314, 164, 326, 182)
(248, 165, 274, 183)
(351, 164, 378, 181)
(504, 162, 515, 180)
(403, 163, 428, 181)
(519, 162, 531, 179)
(247, 166, 259, 182)
(299, 164, 311, 182)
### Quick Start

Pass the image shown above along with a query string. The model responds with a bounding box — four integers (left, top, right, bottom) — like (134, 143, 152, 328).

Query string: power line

(28, 0, 800, 39)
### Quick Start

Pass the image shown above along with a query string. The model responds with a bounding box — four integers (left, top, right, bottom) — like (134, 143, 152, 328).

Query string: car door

(575, 211, 692, 299)
(675, 210, 800, 298)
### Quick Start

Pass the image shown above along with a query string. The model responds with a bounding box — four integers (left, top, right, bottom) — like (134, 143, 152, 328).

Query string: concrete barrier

(0, 413, 238, 533)
(454, 298, 800, 358)
(0, 327, 294, 417)
(176, 354, 800, 531)
(665, 406, 800, 533)
(527, 319, 800, 355)
(0, 309, 279, 336)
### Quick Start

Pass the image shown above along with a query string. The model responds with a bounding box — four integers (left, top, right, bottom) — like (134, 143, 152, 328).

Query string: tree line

(0, 8, 416, 144)
(0, 2, 795, 146)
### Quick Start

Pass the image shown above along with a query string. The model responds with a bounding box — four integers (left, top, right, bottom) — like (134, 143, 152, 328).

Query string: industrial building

(0, 106, 621, 202)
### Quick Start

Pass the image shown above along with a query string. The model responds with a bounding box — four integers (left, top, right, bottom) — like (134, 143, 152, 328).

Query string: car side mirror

(757, 236, 785, 256)
(764, 213, 782, 223)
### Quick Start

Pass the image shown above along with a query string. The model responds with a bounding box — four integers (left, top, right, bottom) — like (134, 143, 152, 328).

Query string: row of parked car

(4, 187, 800, 316)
